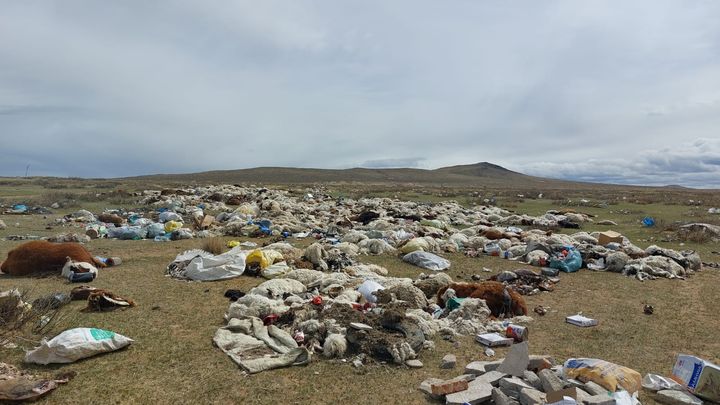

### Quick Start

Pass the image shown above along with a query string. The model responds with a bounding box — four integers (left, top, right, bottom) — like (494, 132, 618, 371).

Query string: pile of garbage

(53, 208, 204, 242)
(143, 185, 702, 281)
(1, 204, 52, 215)
(207, 259, 531, 373)
(0, 287, 134, 400)
(420, 342, 718, 405)
(38, 185, 705, 282)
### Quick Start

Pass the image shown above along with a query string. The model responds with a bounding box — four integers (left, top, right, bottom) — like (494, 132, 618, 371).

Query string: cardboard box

(547, 387, 579, 405)
(475, 333, 513, 347)
(566, 315, 598, 327)
(671, 354, 720, 402)
(597, 231, 623, 246)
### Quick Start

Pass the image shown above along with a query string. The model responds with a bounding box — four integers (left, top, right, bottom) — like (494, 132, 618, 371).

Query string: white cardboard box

(475, 333, 513, 347)
(565, 315, 598, 327)
(672, 354, 720, 402)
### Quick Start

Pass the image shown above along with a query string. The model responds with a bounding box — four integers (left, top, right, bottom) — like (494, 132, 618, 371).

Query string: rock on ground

(583, 394, 618, 405)
(583, 381, 609, 396)
(538, 368, 565, 393)
(519, 388, 547, 405)
(446, 382, 493, 405)
(523, 370, 542, 390)
(498, 341, 529, 377)
(493, 387, 521, 405)
(655, 390, 704, 405)
(471, 370, 508, 387)
(500, 377, 534, 399)
(405, 359, 423, 368)
(441, 354, 457, 369)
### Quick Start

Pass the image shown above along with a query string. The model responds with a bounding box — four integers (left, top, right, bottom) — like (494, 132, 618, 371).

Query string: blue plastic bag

(642, 217, 655, 227)
(549, 247, 582, 273)
(107, 226, 147, 240)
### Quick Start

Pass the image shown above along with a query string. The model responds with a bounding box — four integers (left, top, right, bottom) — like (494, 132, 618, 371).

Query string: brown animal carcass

(436, 281, 528, 318)
(0, 241, 106, 276)
(98, 213, 124, 226)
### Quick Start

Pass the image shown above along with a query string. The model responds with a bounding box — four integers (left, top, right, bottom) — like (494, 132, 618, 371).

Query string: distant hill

(125, 162, 599, 189)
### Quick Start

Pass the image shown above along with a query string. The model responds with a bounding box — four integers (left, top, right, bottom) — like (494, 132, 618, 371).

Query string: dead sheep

(322, 333, 348, 358)
(1, 240, 106, 276)
(304, 243, 329, 271)
(248, 279, 307, 299)
(226, 294, 289, 319)
(357, 239, 396, 255)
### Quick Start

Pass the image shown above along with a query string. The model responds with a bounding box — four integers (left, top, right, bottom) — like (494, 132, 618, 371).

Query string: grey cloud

(0, 1, 719, 188)
(361, 158, 425, 169)
(517, 138, 720, 188)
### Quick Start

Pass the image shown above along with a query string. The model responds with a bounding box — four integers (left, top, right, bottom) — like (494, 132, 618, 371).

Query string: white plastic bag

(402, 251, 451, 271)
(642, 373, 685, 392)
(261, 261, 290, 279)
(357, 280, 384, 303)
(25, 328, 133, 364)
(612, 391, 640, 405)
(158, 211, 183, 223)
(61, 258, 98, 279)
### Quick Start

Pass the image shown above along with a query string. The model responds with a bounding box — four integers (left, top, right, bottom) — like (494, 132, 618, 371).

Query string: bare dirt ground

(1, 179, 719, 404)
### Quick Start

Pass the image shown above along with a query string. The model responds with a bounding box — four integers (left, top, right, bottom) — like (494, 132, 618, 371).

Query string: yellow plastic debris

(164, 220, 182, 233)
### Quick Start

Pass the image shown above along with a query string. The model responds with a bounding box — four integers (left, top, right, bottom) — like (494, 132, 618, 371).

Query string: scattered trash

(506, 324, 528, 342)
(488, 268, 556, 295)
(70, 285, 99, 300)
(213, 317, 311, 374)
(25, 328, 133, 365)
(598, 230, 624, 246)
(420, 352, 651, 405)
(357, 280, 384, 304)
(643, 217, 656, 227)
(643, 304, 654, 315)
(641, 373, 685, 392)
(166, 248, 247, 281)
(86, 290, 135, 311)
(224, 289, 245, 302)
(533, 306, 547, 316)
(402, 251, 451, 271)
(671, 354, 720, 402)
(476, 333, 513, 347)
(32, 293, 70, 311)
(61, 257, 99, 282)
(0, 362, 75, 402)
(565, 315, 598, 327)
(549, 247, 582, 273)
(563, 358, 642, 393)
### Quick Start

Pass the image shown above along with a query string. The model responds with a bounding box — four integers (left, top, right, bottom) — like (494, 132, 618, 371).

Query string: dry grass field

(1, 178, 719, 404)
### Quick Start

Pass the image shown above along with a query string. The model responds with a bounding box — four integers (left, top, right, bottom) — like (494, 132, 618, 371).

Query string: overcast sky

(1, 1, 719, 188)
